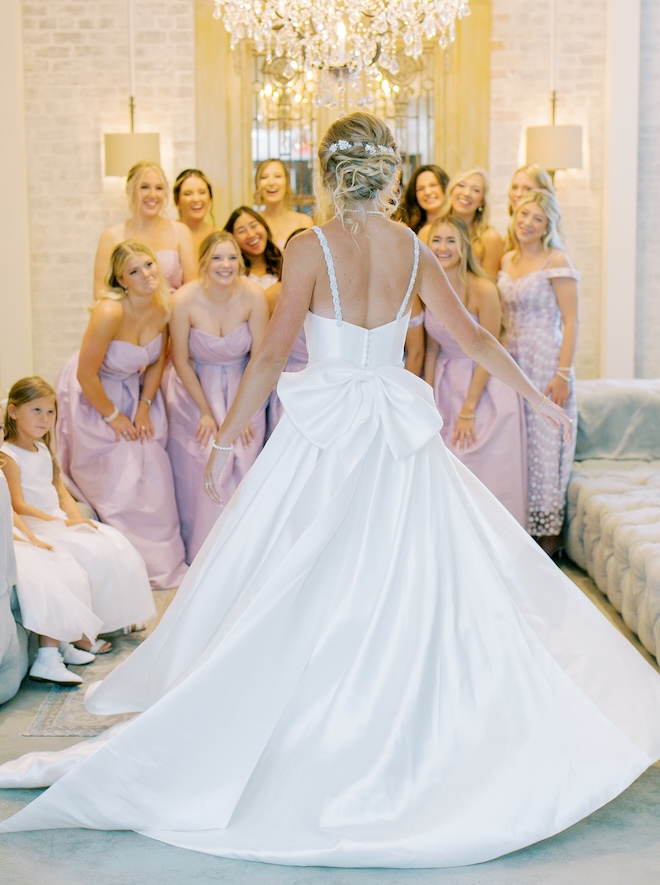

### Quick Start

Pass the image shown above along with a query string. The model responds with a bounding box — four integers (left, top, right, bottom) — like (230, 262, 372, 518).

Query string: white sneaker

(29, 649, 83, 686)
(58, 643, 95, 665)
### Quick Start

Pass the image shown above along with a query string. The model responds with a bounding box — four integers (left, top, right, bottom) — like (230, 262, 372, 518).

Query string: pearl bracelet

(556, 371, 571, 382)
(533, 395, 547, 413)
(458, 412, 475, 420)
(103, 406, 119, 423)
(211, 441, 233, 451)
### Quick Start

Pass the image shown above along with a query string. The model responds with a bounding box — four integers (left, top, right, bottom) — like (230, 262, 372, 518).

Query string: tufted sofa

(565, 379, 660, 658)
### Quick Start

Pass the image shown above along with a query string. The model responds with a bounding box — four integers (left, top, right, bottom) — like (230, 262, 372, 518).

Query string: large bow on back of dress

(278, 359, 443, 461)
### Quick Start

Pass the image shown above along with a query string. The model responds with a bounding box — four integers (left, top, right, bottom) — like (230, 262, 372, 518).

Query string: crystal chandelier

(213, 1, 471, 78)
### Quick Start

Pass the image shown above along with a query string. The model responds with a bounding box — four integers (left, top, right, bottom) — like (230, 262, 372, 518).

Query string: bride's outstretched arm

(205, 233, 316, 499)
(415, 242, 572, 439)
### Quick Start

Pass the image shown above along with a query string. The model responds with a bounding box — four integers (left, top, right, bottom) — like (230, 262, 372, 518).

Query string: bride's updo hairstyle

(318, 112, 401, 224)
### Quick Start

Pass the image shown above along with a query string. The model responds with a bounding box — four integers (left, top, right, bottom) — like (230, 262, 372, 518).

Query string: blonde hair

(198, 231, 246, 282)
(254, 159, 294, 209)
(4, 377, 60, 483)
(126, 161, 169, 216)
(100, 240, 171, 320)
(428, 215, 489, 285)
(508, 164, 555, 215)
(443, 167, 491, 251)
(318, 112, 401, 225)
(508, 190, 564, 252)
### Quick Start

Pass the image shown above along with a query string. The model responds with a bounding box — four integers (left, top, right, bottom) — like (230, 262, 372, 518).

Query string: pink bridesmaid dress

(164, 324, 266, 562)
(56, 334, 188, 589)
(265, 328, 308, 438)
(424, 308, 528, 525)
(156, 249, 184, 291)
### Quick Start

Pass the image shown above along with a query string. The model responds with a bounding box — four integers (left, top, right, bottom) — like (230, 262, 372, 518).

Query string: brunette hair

(223, 206, 283, 279)
(173, 168, 216, 225)
(402, 164, 450, 233)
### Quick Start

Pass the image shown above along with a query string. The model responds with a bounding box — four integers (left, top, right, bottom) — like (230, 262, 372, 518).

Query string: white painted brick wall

(18, 1, 657, 382)
(636, 0, 660, 377)
(21, 0, 196, 384)
(489, 0, 606, 380)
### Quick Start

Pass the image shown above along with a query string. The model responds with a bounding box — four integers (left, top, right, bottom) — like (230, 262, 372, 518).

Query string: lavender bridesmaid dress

(156, 249, 183, 291)
(424, 308, 528, 525)
(164, 325, 266, 562)
(56, 334, 188, 589)
(265, 328, 308, 438)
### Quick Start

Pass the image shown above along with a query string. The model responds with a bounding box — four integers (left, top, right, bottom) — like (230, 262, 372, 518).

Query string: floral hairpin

(327, 141, 396, 156)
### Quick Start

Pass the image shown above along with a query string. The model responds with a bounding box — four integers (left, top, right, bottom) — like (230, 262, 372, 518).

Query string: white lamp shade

(526, 124, 583, 172)
(104, 132, 161, 177)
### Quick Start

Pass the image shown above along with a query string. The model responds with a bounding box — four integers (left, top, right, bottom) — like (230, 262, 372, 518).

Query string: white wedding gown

(1, 228, 660, 868)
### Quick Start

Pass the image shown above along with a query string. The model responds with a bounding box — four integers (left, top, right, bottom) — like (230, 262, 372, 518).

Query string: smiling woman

(163, 230, 269, 561)
(173, 168, 218, 255)
(254, 158, 313, 251)
(443, 167, 504, 278)
(55, 240, 188, 588)
(92, 162, 197, 299)
(223, 205, 283, 288)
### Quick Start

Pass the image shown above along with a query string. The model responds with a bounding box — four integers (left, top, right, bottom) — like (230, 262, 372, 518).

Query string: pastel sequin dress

(498, 258, 579, 537)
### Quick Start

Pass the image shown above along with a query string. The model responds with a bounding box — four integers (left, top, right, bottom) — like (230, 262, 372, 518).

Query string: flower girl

(1, 377, 156, 639)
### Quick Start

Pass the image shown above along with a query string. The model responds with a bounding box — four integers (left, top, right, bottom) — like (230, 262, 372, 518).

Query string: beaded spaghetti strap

(312, 226, 342, 325)
(396, 232, 420, 323)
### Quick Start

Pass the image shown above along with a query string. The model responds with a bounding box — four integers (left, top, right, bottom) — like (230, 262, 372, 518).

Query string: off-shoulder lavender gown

(56, 335, 188, 589)
(498, 263, 579, 537)
(164, 325, 266, 562)
(424, 308, 527, 525)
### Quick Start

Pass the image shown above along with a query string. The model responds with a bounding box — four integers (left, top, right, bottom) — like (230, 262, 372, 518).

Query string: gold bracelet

(533, 395, 547, 412)
(458, 412, 475, 420)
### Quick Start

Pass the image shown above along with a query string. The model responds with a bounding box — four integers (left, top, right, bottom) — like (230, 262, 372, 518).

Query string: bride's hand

(535, 395, 573, 442)
(204, 443, 232, 504)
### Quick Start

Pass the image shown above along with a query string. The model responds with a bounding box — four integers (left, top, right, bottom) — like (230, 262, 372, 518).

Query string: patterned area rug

(23, 589, 176, 737)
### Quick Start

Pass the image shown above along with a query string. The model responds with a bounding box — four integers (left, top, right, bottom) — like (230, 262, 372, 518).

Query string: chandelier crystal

(213, 1, 471, 77)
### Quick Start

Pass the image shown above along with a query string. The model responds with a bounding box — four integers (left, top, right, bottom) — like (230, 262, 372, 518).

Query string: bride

(1, 113, 660, 869)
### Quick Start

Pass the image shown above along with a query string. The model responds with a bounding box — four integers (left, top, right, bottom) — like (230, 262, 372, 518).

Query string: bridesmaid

(504, 164, 556, 251)
(224, 206, 283, 289)
(262, 228, 310, 437)
(93, 161, 196, 297)
(56, 240, 188, 588)
(164, 232, 269, 562)
(424, 216, 527, 524)
(173, 168, 218, 255)
(254, 159, 313, 250)
(498, 190, 579, 557)
(402, 164, 450, 241)
(507, 164, 555, 216)
(442, 168, 504, 279)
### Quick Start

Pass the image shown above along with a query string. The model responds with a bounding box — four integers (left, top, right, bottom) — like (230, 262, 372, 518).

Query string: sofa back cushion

(575, 378, 660, 461)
